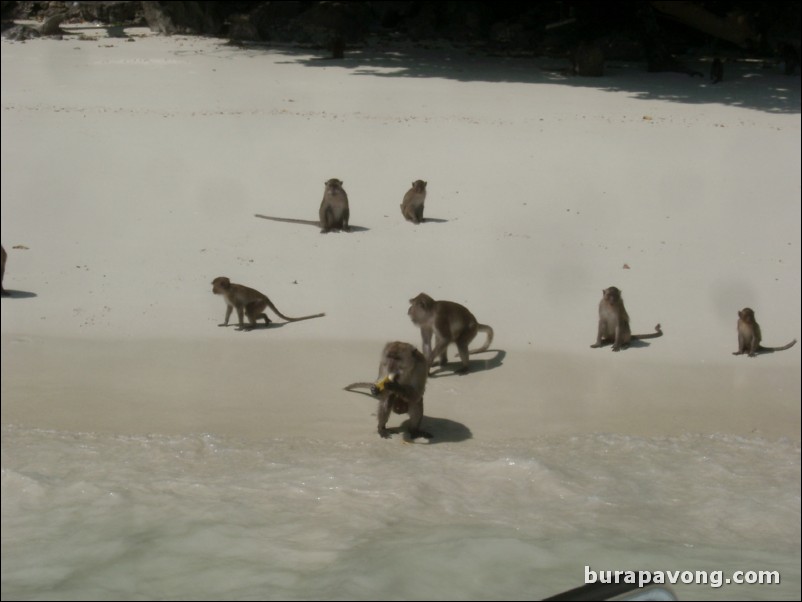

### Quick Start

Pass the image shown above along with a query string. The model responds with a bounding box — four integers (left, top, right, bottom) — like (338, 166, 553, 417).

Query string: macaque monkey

(253, 178, 351, 233)
(345, 341, 430, 439)
(710, 57, 723, 83)
(733, 307, 797, 357)
(590, 287, 662, 352)
(319, 178, 350, 233)
(0, 245, 7, 295)
(400, 180, 427, 224)
(211, 276, 324, 330)
(408, 293, 494, 373)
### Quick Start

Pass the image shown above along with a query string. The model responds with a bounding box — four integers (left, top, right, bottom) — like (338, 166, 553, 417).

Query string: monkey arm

(234, 304, 246, 328)
(220, 305, 233, 326)
(382, 379, 423, 404)
(420, 327, 433, 357)
(377, 398, 393, 438)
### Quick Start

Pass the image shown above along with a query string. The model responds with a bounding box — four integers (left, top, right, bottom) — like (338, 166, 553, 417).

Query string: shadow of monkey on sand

(428, 349, 506, 378)
(385, 416, 473, 444)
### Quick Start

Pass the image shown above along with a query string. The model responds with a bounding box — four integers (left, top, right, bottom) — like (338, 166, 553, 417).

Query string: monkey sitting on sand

(733, 307, 796, 357)
(400, 180, 427, 224)
(590, 287, 662, 352)
(253, 178, 351, 234)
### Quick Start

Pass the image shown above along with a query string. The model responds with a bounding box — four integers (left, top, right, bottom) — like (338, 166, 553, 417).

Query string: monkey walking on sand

(590, 287, 662, 352)
(254, 179, 351, 233)
(211, 277, 325, 330)
(733, 308, 796, 357)
(407, 293, 493, 374)
(400, 180, 427, 224)
(344, 341, 431, 440)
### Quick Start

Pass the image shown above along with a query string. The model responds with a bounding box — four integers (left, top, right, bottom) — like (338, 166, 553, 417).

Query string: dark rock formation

(77, 1, 142, 25)
(572, 40, 604, 76)
(141, 1, 223, 35)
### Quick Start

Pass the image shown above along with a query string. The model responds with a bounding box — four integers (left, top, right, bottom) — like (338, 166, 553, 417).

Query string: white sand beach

(2, 25, 800, 601)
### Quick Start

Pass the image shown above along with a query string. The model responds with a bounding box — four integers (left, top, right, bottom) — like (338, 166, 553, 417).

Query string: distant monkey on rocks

(344, 341, 431, 439)
(733, 307, 797, 357)
(408, 293, 494, 373)
(211, 276, 325, 330)
(590, 287, 662, 352)
(400, 180, 427, 224)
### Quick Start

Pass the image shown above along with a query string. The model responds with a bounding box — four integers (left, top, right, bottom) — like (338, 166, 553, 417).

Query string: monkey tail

(254, 214, 321, 227)
(468, 324, 494, 355)
(265, 299, 325, 323)
(344, 382, 379, 398)
(344, 382, 374, 392)
(759, 339, 797, 352)
(632, 324, 663, 340)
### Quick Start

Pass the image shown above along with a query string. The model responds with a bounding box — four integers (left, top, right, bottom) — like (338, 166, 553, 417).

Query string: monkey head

(211, 276, 231, 295)
(411, 180, 427, 192)
(738, 308, 756, 323)
(602, 286, 623, 304)
(324, 178, 344, 193)
(408, 292, 435, 325)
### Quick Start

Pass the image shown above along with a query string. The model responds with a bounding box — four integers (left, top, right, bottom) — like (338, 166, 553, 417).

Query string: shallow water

(2, 427, 799, 601)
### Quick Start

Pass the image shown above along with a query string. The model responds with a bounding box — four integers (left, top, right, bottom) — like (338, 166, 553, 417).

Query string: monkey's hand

(372, 374, 398, 394)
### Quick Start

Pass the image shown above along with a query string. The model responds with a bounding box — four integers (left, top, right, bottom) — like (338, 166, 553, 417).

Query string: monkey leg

(320, 207, 333, 233)
(377, 398, 393, 438)
(455, 342, 471, 373)
(612, 327, 628, 352)
(245, 300, 269, 329)
(429, 336, 449, 368)
(733, 335, 746, 355)
(407, 399, 432, 440)
(591, 323, 607, 348)
(454, 326, 478, 371)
